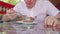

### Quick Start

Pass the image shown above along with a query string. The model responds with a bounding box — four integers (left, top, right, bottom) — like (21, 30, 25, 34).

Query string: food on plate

(18, 16, 22, 21)
(17, 15, 34, 23)
(23, 17, 34, 22)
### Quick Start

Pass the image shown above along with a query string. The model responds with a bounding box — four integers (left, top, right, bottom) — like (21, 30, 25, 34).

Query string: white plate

(16, 21, 37, 24)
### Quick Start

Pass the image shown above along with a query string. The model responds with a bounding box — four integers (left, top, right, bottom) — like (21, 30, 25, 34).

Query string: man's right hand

(2, 9, 17, 22)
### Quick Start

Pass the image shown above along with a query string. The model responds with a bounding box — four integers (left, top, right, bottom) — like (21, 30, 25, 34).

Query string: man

(2, 0, 60, 34)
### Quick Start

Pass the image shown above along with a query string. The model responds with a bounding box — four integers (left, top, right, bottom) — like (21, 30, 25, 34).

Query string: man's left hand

(44, 16, 60, 31)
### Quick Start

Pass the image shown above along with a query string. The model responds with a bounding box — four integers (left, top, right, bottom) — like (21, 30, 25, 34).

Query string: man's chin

(27, 5, 32, 8)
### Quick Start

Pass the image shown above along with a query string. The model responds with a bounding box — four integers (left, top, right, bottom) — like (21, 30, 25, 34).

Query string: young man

(3, 0, 60, 34)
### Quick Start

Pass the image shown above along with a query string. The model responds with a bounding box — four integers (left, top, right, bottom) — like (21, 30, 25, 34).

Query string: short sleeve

(46, 1, 60, 16)
(13, 2, 22, 13)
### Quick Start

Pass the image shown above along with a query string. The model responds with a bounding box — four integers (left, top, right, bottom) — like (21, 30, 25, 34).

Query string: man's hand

(6, 8, 16, 14)
(44, 16, 60, 28)
(2, 9, 17, 22)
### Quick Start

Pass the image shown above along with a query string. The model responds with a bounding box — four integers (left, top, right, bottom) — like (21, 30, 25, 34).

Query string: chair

(0, 1, 14, 23)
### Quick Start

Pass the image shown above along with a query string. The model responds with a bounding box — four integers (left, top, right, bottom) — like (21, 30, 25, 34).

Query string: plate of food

(16, 20, 37, 24)
(17, 15, 36, 24)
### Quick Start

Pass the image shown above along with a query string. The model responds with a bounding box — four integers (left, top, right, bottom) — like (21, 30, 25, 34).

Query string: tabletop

(1, 21, 60, 34)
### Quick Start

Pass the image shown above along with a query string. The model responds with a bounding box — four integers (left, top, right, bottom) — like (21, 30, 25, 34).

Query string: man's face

(25, 0, 36, 8)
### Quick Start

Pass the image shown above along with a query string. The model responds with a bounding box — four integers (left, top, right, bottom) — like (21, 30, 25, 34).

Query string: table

(2, 22, 60, 34)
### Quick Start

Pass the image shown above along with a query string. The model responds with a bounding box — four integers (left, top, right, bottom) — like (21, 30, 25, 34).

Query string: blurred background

(0, 0, 20, 5)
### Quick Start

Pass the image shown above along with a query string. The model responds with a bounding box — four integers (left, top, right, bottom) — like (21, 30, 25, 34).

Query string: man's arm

(44, 1, 60, 28)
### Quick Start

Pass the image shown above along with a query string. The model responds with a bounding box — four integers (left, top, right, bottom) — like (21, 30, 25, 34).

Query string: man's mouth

(27, 2, 32, 5)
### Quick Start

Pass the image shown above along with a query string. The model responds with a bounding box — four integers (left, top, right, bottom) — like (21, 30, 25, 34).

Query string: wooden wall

(49, 0, 60, 10)
(49, 0, 60, 6)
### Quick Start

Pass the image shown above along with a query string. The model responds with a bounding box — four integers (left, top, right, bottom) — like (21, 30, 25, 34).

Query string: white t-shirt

(13, 1, 60, 34)
(13, 1, 60, 23)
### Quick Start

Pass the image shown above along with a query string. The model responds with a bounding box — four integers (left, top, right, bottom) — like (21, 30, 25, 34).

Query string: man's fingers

(7, 9, 17, 14)
(7, 13, 17, 20)
(53, 18, 59, 27)
(44, 16, 60, 31)
(52, 23, 60, 31)
(44, 16, 54, 28)
(53, 22, 60, 28)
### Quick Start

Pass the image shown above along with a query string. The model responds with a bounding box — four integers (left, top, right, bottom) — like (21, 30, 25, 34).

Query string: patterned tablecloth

(2, 22, 60, 34)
